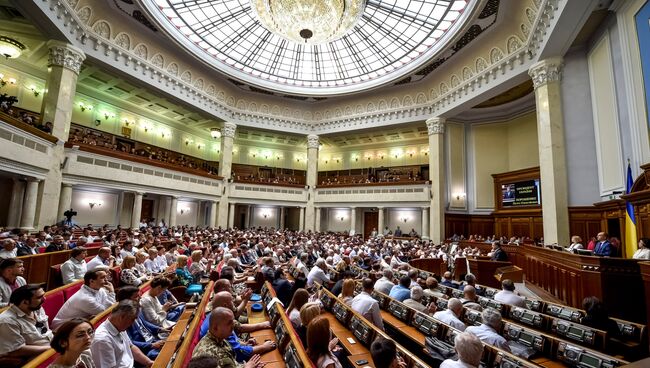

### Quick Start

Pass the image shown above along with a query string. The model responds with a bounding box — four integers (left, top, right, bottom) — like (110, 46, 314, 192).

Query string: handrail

(0, 111, 58, 143)
(316, 180, 429, 189)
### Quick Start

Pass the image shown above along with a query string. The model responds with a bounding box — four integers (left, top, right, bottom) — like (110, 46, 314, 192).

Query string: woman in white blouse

(633, 238, 650, 260)
(120, 256, 149, 287)
(140, 276, 178, 329)
(567, 236, 584, 253)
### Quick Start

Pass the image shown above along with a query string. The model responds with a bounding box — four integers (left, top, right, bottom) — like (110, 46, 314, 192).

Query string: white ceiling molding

(30, 0, 561, 135)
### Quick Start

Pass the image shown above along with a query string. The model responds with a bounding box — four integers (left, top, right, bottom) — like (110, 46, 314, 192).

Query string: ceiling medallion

(251, 0, 365, 44)
(0, 36, 26, 59)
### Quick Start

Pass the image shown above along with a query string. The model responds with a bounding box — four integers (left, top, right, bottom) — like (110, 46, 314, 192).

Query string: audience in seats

(117, 286, 167, 360)
(433, 298, 466, 331)
(306, 316, 343, 368)
(633, 238, 650, 260)
(120, 255, 151, 287)
(90, 300, 154, 368)
(403, 285, 435, 313)
(46, 235, 67, 253)
(192, 307, 264, 368)
(0, 239, 17, 259)
(423, 277, 445, 299)
(389, 275, 411, 302)
(0, 284, 52, 361)
(439, 271, 456, 288)
(351, 278, 384, 330)
(489, 242, 509, 262)
(296, 302, 322, 347)
(307, 258, 331, 287)
(338, 279, 355, 306)
(86, 247, 116, 272)
(52, 269, 116, 329)
(581, 296, 620, 341)
(61, 247, 88, 285)
(0, 258, 26, 307)
(440, 332, 484, 368)
(567, 236, 584, 253)
(461, 286, 483, 311)
(465, 308, 510, 352)
(17, 237, 39, 256)
(374, 268, 395, 295)
(49, 318, 95, 368)
(270, 267, 292, 306)
(494, 279, 525, 308)
(286, 288, 310, 328)
(140, 276, 179, 329)
(370, 337, 407, 368)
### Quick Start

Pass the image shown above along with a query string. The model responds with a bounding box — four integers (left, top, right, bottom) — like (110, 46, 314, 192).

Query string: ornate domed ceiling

(140, 0, 480, 96)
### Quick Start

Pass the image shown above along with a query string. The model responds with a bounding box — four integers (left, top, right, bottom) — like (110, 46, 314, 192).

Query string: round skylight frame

(140, 0, 481, 96)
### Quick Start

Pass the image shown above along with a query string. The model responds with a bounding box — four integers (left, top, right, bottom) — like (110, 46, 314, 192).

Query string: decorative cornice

(528, 56, 564, 89)
(426, 117, 446, 135)
(222, 122, 237, 139)
(307, 134, 320, 149)
(47, 40, 86, 75)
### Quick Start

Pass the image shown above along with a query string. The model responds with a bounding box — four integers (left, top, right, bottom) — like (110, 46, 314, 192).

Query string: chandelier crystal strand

(251, 0, 365, 44)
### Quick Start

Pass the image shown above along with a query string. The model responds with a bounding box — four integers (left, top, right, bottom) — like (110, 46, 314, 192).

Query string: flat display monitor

(501, 179, 541, 207)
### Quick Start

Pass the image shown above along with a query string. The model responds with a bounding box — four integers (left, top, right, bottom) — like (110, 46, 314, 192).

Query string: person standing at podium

(593, 232, 612, 257)
(489, 242, 508, 262)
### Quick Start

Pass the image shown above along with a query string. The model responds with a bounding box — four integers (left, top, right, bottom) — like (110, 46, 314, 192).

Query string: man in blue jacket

(117, 286, 167, 359)
(593, 232, 613, 257)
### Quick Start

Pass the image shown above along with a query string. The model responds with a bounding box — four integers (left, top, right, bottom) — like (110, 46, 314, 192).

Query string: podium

(495, 265, 523, 283)
(468, 259, 512, 288)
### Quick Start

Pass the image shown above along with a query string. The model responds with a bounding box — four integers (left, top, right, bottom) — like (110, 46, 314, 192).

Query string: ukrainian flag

(625, 163, 637, 258)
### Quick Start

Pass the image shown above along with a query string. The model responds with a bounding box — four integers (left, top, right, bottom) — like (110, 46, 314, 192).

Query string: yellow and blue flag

(624, 163, 637, 258)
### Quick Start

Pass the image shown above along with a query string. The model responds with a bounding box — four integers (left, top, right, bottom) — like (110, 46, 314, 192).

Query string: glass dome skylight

(142, 0, 477, 96)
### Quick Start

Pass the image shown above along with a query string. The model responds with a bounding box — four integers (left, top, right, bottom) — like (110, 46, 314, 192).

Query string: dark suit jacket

(127, 314, 161, 353)
(16, 244, 38, 256)
(593, 241, 612, 257)
(491, 248, 509, 262)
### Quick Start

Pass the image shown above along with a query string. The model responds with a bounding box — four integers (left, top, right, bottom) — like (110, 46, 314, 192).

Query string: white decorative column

(299, 207, 305, 231)
(421, 207, 429, 240)
(164, 196, 172, 225)
(57, 183, 73, 222)
(228, 203, 236, 229)
(315, 207, 321, 232)
(279, 207, 285, 229)
(245, 205, 252, 229)
(209, 201, 217, 228)
(529, 57, 570, 246)
(7, 179, 25, 227)
(218, 122, 237, 228)
(305, 134, 319, 231)
(169, 196, 178, 227)
(20, 178, 41, 229)
(132, 192, 144, 228)
(427, 117, 446, 244)
(378, 207, 385, 234)
(350, 207, 357, 234)
(36, 41, 85, 229)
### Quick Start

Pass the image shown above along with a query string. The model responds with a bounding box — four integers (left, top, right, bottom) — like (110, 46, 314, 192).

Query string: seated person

(270, 268, 292, 306)
(423, 277, 445, 299)
(306, 316, 343, 368)
(189, 250, 212, 282)
(85, 247, 115, 272)
(90, 300, 154, 368)
(144, 248, 164, 274)
(120, 255, 150, 287)
(465, 308, 510, 352)
(49, 318, 95, 368)
(118, 286, 166, 359)
(296, 303, 322, 347)
(200, 291, 272, 341)
(338, 279, 355, 306)
(140, 276, 180, 329)
(388, 276, 411, 302)
(374, 269, 395, 295)
(286, 289, 310, 328)
(433, 298, 466, 331)
(581, 296, 620, 339)
(403, 286, 435, 314)
(193, 307, 266, 368)
(370, 337, 407, 368)
(494, 279, 525, 307)
(60, 247, 88, 285)
(307, 258, 331, 287)
(440, 271, 456, 288)
(351, 278, 384, 330)
(440, 332, 483, 368)
(0, 258, 26, 307)
(0, 284, 53, 361)
(460, 286, 482, 311)
(52, 269, 116, 329)
(394, 227, 403, 237)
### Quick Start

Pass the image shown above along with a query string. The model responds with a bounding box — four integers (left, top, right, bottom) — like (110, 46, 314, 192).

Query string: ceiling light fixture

(210, 128, 221, 139)
(250, 0, 365, 44)
(0, 36, 26, 59)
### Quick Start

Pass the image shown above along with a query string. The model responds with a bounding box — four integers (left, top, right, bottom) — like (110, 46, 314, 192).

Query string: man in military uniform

(193, 307, 265, 368)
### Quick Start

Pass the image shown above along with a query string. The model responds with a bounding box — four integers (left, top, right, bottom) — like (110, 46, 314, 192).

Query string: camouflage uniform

(192, 332, 239, 368)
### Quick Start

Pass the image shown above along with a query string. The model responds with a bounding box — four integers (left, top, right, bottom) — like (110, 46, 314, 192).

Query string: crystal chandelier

(251, 0, 366, 44)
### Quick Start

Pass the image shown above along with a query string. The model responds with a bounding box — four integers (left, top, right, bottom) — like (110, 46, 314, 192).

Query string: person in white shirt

(60, 247, 88, 285)
(440, 332, 484, 368)
(79, 229, 95, 244)
(374, 269, 395, 295)
(0, 258, 27, 307)
(91, 300, 154, 368)
(307, 258, 330, 287)
(120, 240, 136, 259)
(433, 298, 466, 331)
(465, 308, 510, 352)
(86, 247, 115, 272)
(351, 278, 384, 331)
(144, 248, 163, 274)
(52, 269, 116, 329)
(567, 236, 584, 253)
(0, 239, 18, 259)
(296, 253, 310, 279)
(140, 277, 177, 329)
(403, 286, 436, 314)
(494, 279, 525, 308)
(633, 238, 650, 260)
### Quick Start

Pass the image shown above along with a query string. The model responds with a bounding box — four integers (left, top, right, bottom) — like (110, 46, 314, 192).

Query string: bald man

(86, 247, 115, 271)
(200, 292, 271, 338)
(192, 307, 265, 368)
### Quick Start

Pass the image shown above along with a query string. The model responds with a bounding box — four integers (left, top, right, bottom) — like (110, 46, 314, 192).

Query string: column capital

(47, 40, 86, 75)
(222, 122, 237, 138)
(425, 117, 446, 135)
(307, 134, 320, 149)
(24, 177, 41, 183)
(528, 57, 564, 90)
(62, 183, 73, 188)
(133, 191, 145, 196)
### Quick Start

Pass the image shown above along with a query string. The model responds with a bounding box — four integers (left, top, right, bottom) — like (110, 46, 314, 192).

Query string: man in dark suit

(490, 242, 509, 262)
(593, 232, 612, 257)
(16, 237, 38, 256)
(504, 185, 515, 199)
(117, 286, 166, 359)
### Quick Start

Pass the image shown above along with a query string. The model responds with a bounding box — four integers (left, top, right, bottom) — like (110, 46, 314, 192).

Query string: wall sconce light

(252, 153, 257, 158)
(261, 211, 272, 219)
(335, 158, 340, 163)
(102, 112, 115, 120)
(28, 85, 40, 97)
(366, 155, 372, 161)
(454, 192, 466, 201)
(88, 200, 103, 210)
(179, 207, 190, 215)
(79, 102, 93, 112)
(94, 119, 101, 126)
(296, 158, 300, 162)
(325, 160, 329, 164)
(407, 150, 415, 157)
(353, 156, 359, 162)
(400, 217, 409, 223)
(421, 148, 429, 156)
(380, 154, 385, 159)
(339, 216, 345, 222)
(160, 128, 168, 138)
(197, 144, 202, 150)
(210, 128, 221, 139)
(185, 139, 193, 146)
(7, 77, 16, 85)
(276, 155, 282, 160)
(123, 119, 132, 127)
